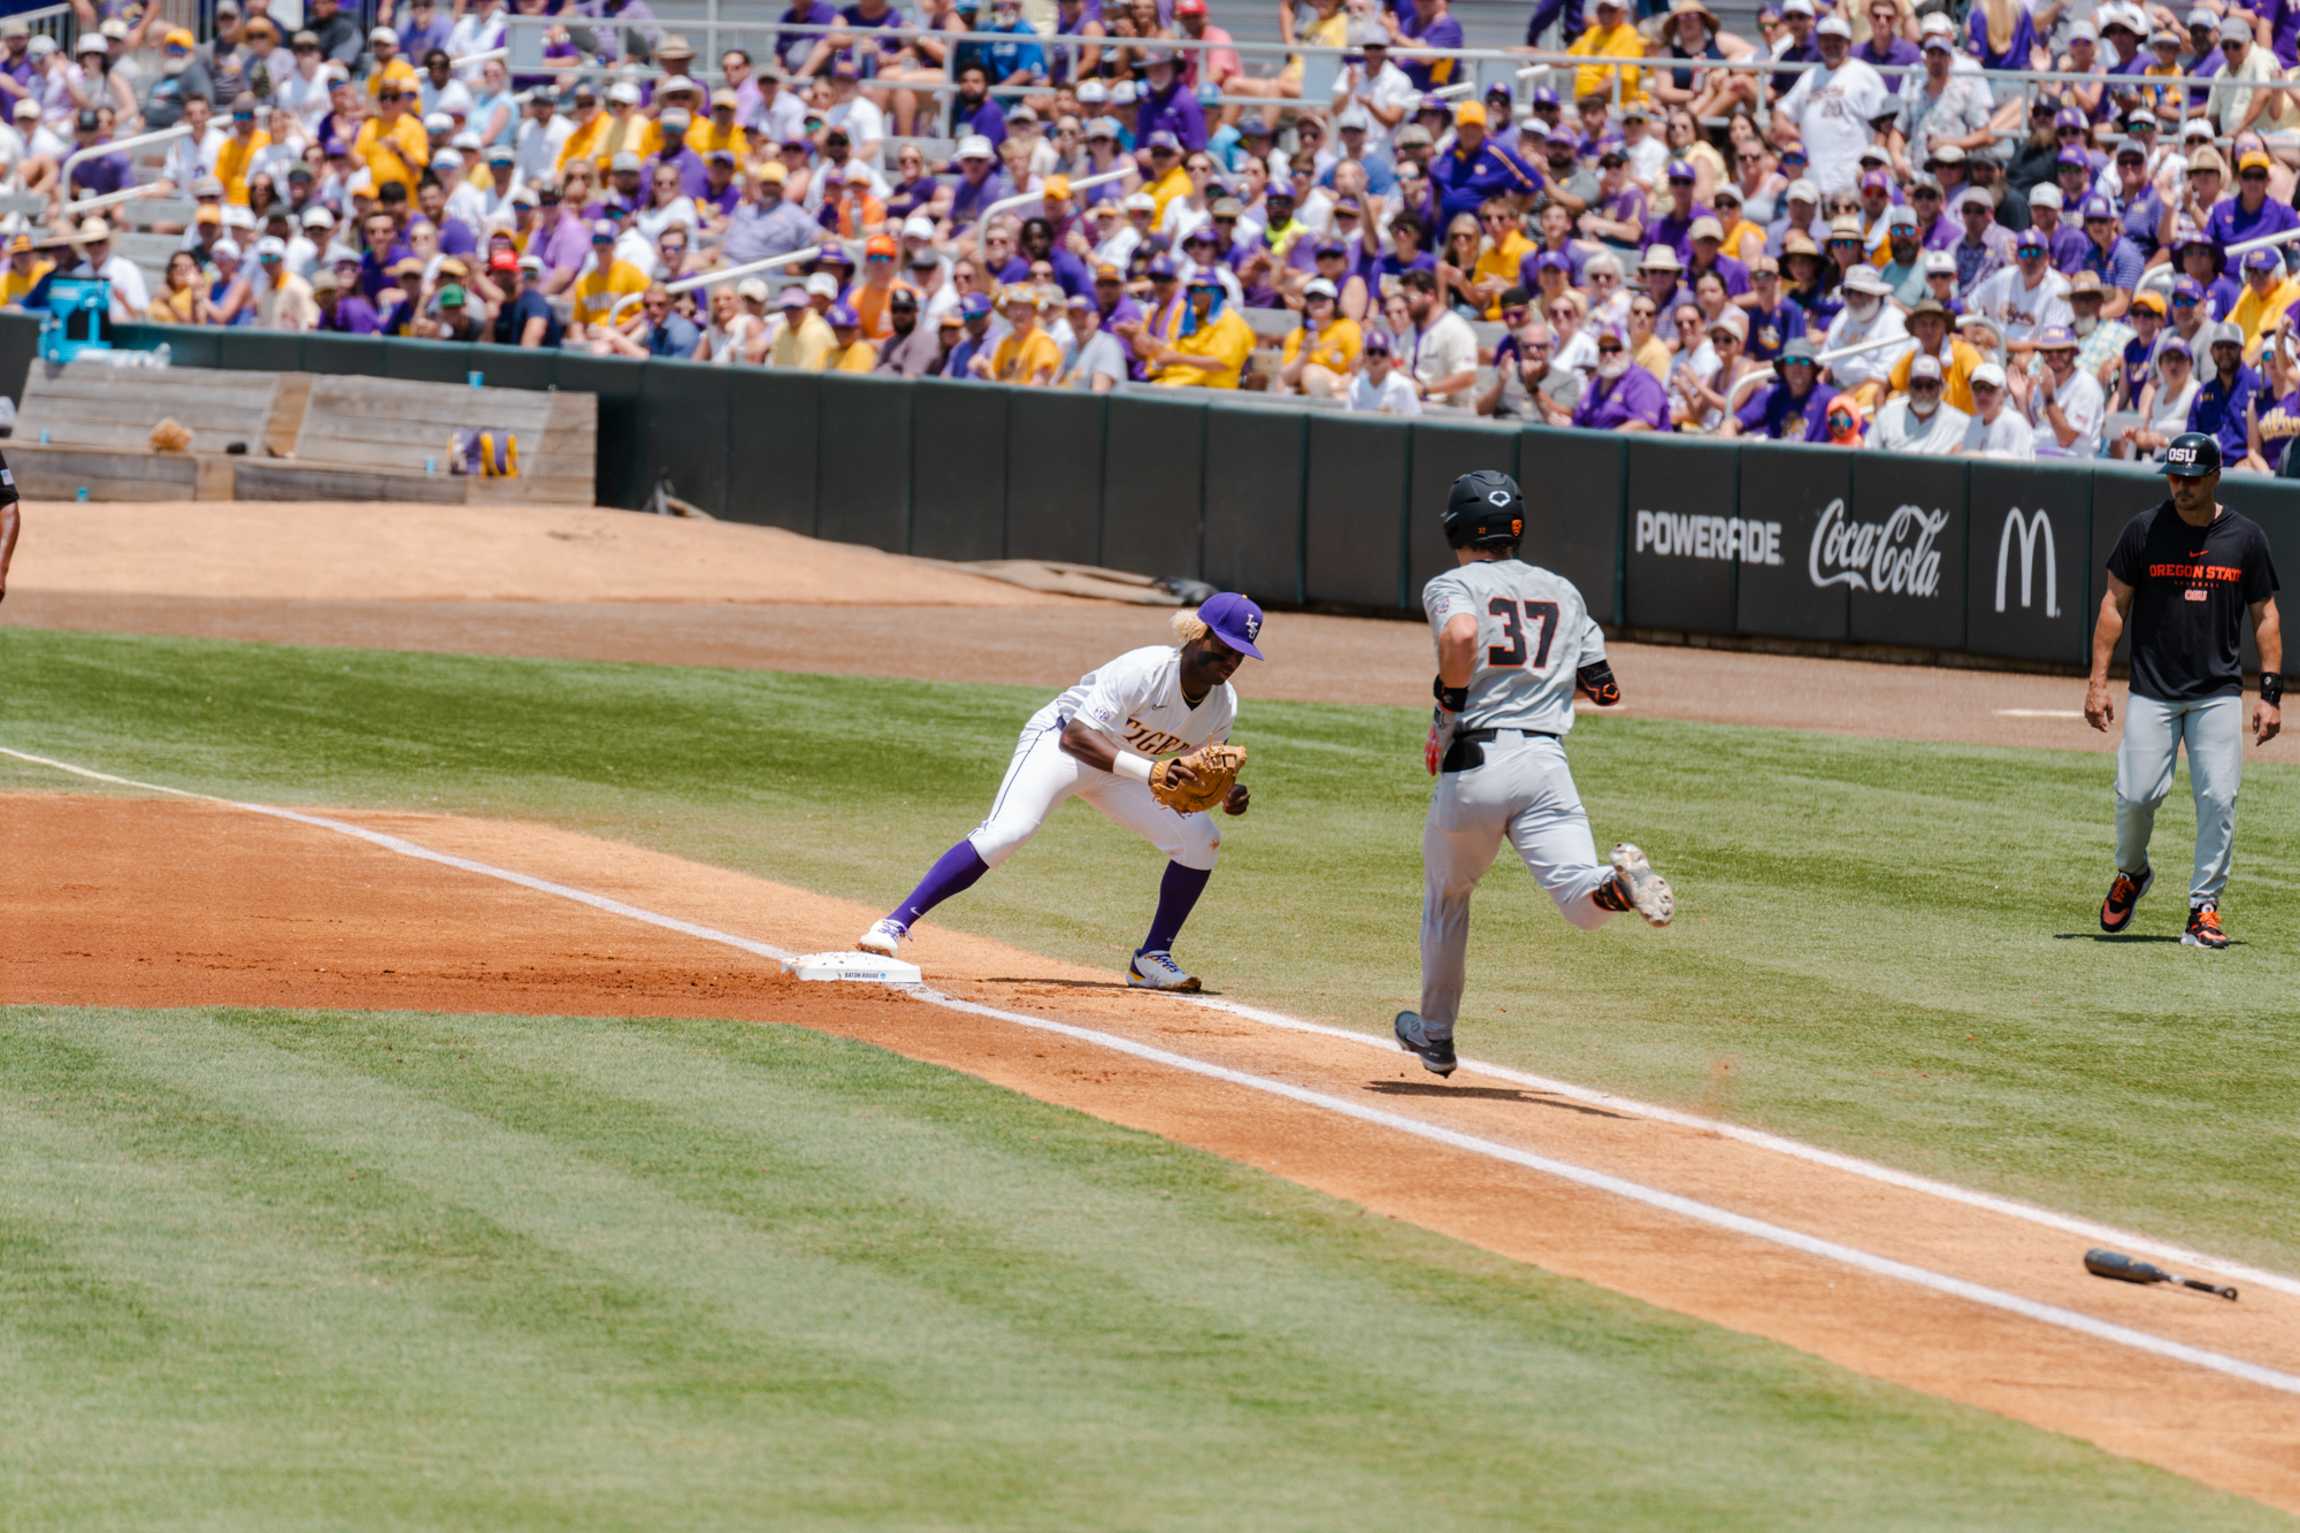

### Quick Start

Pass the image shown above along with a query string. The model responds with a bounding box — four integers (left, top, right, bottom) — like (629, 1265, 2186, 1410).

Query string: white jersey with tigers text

(1035, 644, 1236, 758)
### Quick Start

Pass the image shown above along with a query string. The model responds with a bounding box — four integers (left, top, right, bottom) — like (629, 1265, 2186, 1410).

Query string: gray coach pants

(1419, 733, 1617, 1038)
(2115, 692, 2246, 904)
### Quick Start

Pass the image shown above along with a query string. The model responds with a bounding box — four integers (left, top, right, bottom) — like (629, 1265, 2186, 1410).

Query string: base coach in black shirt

(2086, 431, 2283, 950)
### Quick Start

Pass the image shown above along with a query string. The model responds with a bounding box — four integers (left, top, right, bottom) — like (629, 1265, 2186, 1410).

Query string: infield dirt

(10, 788, 2298, 1515)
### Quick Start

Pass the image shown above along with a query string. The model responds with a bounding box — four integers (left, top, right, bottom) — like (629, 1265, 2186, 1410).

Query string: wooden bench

(291, 373, 598, 505)
(16, 356, 283, 454)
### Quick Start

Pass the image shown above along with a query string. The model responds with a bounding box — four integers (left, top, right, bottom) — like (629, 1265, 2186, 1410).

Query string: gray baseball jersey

(1423, 559, 1605, 736)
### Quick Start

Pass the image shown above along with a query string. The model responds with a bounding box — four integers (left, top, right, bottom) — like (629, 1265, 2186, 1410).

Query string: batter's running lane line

(10, 746, 2300, 1390)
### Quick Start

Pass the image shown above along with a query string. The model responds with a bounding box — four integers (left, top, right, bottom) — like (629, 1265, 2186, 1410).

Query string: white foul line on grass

(9, 741, 2300, 1399)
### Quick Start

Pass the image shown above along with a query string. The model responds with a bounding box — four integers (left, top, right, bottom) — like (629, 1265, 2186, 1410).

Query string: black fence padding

(213, 330, 303, 378)
(1005, 390, 1105, 568)
(116, 321, 218, 367)
(1199, 405, 1305, 603)
(1101, 393, 1205, 579)
(1964, 461, 2092, 665)
(460, 343, 558, 395)
(1735, 442, 1851, 642)
(1303, 412, 1411, 609)
(636, 359, 730, 517)
(1623, 435, 1738, 634)
(0, 312, 40, 403)
(1406, 419, 1517, 610)
(551, 352, 651, 509)
(1844, 452, 1967, 649)
(376, 335, 474, 384)
(724, 368, 821, 533)
(1518, 426, 1627, 625)
(907, 379, 1010, 562)
(814, 371, 912, 552)
(297, 331, 390, 380)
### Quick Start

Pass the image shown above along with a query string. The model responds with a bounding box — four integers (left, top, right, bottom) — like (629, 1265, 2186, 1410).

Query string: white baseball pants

(968, 721, 1222, 872)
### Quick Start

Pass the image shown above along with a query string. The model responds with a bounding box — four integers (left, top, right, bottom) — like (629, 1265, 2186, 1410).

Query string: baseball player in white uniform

(858, 593, 1264, 990)
(1395, 471, 1675, 1078)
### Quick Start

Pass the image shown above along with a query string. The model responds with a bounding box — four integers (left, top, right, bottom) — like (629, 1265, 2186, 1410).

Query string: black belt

(1442, 727, 1559, 773)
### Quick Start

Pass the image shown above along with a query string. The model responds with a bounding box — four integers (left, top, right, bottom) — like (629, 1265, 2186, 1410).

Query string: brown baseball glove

(1149, 743, 1246, 813)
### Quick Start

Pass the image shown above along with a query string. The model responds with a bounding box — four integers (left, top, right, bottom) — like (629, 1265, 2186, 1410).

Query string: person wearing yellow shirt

(978, 287, 1063, 384)
(366, 53, 419, 104)
(556, 83, 609, 172)
(1469, 198, 1535, 319)
(568, 221, 649, 336)
(1279, 279, 1364, 397)
(824, 302, 879, 371)
(693, 90, 752, 161)
(770, 289, 836, 369)
(214, 95, 270, 207)
(1884, 298, 1982, 412)
(1144, 133, 1194, 225)
(590, 82, 660, 172)
(0, 235, 53, 308)
(1568, 0, 1646, 106)
(1151, 276, 1256, 389)
(2231, 247, 2300, 362)
(354, 83, 430, 195)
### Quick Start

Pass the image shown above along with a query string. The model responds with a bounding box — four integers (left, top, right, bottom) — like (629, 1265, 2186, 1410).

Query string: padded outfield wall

(24, 318, 2299, 678)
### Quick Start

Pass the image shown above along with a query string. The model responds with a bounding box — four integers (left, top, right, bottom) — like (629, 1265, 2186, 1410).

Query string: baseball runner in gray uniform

(1395, 471, 1676, 1078)
(2087, 431, 2282, 950)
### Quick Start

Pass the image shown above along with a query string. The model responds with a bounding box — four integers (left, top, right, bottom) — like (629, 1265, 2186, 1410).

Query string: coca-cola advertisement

(1845, 454, 1970, 649)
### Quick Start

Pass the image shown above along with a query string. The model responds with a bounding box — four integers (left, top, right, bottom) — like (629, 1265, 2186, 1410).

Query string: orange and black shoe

(2100, 866, 2153, 933)
(2184, 901, 2230, 951)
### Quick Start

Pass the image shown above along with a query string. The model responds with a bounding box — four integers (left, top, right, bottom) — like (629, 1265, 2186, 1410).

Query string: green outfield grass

(4, 624, 2297, 1287)
(0, 1003, 2282, 1531)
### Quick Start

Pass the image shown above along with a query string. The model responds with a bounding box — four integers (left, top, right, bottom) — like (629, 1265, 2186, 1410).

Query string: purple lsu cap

(1532, 85, 1559, 107)
(1667, 158, 1694, 181)
(2080, 192, 2116, 220)
(2057, 148, 2090, 169)
(960, 290, 993, 316)
(827, 300, 859, 326)
(1198, 592, 1265, 660)
(2172, 275, 2205, 302)
(1535, 250, 1571, 275)
(2246, 246, 2283, 273)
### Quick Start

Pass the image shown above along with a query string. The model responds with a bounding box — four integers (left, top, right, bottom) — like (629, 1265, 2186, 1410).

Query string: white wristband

(1113, 750, 1154, 783)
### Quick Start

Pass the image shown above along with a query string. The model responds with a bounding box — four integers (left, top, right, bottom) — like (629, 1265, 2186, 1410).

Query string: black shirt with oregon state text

(2105, 502, 2280, 703)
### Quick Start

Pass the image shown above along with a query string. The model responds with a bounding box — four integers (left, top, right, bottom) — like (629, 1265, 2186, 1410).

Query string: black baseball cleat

(1394, 1010, 1457, 1078)
(2100, 866, 2153, 933)
(2184, 901, 2230, 950)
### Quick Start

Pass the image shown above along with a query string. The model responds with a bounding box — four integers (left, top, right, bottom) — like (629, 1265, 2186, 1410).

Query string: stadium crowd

(15, 0, 2300, 466)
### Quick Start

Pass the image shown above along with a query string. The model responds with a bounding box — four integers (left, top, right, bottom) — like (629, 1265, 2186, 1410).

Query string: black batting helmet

(2162, 431, 2223, 480)
(1443, 470, 1526, 550)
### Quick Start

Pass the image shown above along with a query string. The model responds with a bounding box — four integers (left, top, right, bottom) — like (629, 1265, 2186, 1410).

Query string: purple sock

(1138, 861, 1213, 956)
(888, 841, 990, 930)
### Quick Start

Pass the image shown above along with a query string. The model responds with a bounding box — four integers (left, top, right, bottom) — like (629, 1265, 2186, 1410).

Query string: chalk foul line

(6, 742, 2298, 1402)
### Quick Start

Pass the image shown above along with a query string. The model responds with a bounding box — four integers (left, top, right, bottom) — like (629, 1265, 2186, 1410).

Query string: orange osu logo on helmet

(1511, 517, 1523, 536)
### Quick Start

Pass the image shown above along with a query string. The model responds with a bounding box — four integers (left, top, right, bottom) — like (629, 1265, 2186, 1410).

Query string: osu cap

(1197, 592, 1266, 660)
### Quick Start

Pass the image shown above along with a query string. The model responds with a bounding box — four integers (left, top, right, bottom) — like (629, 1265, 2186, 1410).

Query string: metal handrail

(63, 181, 170, 219)
(604, 241, 832, 325)
(978, 165, 1131, 228)
(1722, 328, 1914, 412)
(61, 123, 186, 187)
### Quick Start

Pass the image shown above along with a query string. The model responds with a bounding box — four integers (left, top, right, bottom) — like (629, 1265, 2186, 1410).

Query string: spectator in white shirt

(1823, 264, 1910, 395)
(66, 216, 150, 322)
(2012, 323, 2107, 457)
(1772, 15, 1891, 198)
(1966, 227, 2073, 350)
(1871, 353, 1972, 452)
(1349, 329, 1423, 415)
(514, 89, 571, 185)
(1959, 361, 2038, 458)
(1397, 267, 1478, 403)
(1330, 19, 1417, 151)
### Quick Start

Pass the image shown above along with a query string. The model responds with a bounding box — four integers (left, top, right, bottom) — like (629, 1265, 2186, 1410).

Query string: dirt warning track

(8, 784, 2300, 1512)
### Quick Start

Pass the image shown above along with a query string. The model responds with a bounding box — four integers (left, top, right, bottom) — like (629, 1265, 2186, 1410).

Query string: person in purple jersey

(857, 595, 1265, 993)
(775, 0, 839, 76)
(2205, 149, 2300, 272)
(1858, 0, 1920, 86)
(1572, 326, 1670, 428)
(1132, 48, 1206, 149)
(1393, 0, 1464, 91)
(1968, 0, 2039, 69)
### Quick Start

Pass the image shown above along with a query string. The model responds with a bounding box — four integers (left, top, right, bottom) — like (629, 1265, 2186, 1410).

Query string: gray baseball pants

(2115, 692, 2245, 904)
(1419, 733, 1617, 1039)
